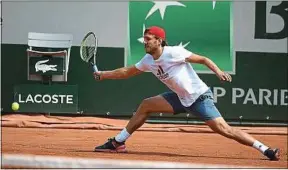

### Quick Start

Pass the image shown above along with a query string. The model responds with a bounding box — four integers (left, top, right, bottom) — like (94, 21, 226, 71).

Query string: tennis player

(93, 26, 280, 161)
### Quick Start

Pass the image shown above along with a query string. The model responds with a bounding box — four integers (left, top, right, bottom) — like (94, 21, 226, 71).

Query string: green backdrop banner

(128, 1, 233, 72)
(1, 44, 287, 123)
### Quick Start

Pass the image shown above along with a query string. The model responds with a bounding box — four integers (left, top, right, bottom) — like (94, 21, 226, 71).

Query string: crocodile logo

(35, 59, 57, 73)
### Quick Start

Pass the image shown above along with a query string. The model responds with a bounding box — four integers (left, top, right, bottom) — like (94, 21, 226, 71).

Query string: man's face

(143, 33, 161, 54)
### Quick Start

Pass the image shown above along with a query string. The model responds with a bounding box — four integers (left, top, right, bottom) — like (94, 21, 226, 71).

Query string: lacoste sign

(18, 94, 74, 104)
(14, 84, 78, 113)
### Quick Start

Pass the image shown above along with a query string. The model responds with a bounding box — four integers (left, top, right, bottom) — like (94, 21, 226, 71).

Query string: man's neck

(151, 46, 164, 60)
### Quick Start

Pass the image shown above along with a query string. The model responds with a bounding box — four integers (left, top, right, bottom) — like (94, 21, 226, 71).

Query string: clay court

(2, 114, 288, 168)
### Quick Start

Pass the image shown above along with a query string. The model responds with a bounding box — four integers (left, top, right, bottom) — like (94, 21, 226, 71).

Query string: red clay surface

(2, 127, 287, 168)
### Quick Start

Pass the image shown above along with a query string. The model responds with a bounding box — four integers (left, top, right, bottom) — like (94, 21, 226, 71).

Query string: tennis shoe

(264, 148, 280, 161)
(94, 137, 127, 153)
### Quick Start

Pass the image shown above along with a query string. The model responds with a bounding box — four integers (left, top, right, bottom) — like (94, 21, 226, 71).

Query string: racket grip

(92, 65, 98, 72)
(92, 64, 100, 80)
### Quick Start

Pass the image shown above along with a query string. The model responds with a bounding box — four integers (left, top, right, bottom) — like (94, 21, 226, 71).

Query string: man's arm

(185, 53, 232, 82)
(93, 65, 143, 80)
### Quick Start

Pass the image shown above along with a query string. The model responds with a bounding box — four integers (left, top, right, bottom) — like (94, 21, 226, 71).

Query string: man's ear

(158, 39, 162, 46)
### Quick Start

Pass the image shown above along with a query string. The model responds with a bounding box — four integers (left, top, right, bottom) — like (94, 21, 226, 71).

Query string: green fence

(1, 44, 287, 124)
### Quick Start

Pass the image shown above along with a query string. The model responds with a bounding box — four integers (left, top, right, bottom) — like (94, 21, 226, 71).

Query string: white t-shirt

(135, 46, 209, 107)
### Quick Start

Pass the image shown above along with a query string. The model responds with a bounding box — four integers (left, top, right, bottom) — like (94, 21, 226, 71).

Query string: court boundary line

(2, 153, 265, 169)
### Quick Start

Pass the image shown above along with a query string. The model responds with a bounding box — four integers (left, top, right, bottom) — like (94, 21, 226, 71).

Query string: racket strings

(82, 35, 96, 61)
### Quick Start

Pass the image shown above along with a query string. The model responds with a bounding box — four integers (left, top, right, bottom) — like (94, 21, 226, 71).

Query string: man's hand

(92, 66, 143, 81)
(93, 71, 103, 81)
(216, 71, 232, 82)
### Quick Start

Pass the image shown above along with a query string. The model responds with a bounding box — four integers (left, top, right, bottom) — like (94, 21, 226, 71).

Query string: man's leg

(113, 95, 175, 143)
(125, 95, 174, 134)
(205, 117, 279, 160)
(187, 90, 280, 161)
(94, 92, 182, 152)
(206, 117, 255, 146)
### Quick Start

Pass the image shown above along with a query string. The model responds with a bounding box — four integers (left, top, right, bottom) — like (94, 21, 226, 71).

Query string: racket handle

(92, 64, 100, 80)
(92, 65, 98, 72)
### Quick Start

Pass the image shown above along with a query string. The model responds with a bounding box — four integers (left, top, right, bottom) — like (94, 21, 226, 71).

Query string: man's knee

(217, 124, 234, 137)
(208, 118, 234, 137)
(138, 98, 154, 114)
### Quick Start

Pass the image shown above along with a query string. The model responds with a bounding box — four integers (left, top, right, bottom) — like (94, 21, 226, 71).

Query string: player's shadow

(71, 149, 261, 161)
(126, 150, 261, 160)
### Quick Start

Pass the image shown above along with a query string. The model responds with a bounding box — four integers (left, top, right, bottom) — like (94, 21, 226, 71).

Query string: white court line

(2, 153, 266, 169)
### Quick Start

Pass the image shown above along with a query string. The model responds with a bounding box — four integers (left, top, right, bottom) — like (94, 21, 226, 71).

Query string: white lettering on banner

(66, 95, 73, 104)
(59, 95, 66, 104)
(43, 94, 51, 103)
(280, 90, 288, 106)
(52, 95, 58, 103)
(273, 89, 278, 105)
(212, 87, 226, 103)
(232, 88, 245, 104)
(18, 94, 74, 104)
(259, 89, 272, 105)
(243, 88, 257, 105)
(26, 95, 34, 103)
(18, 95, 24, 103)
(211, 87, 288, 106)
(35, 94, 42, 103)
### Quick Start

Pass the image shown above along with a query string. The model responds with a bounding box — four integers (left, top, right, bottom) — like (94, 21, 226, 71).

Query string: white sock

(253, 140, 269, 154)
(115, 128, 130, 143)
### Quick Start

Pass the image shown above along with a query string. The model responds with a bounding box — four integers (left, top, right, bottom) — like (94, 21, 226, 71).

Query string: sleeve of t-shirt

(135, 55, 151, 72)
(171, 46, 193, 63)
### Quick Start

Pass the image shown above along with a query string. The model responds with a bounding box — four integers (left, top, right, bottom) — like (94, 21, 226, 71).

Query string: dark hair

(161, 40, 167, 47)
(154, 36, 167, 47)
(144, 29, 149, 34)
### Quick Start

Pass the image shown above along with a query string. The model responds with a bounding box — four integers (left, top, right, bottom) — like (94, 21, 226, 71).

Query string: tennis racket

(80, 32, 100, 80)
